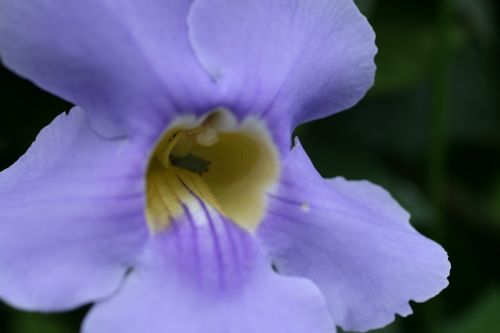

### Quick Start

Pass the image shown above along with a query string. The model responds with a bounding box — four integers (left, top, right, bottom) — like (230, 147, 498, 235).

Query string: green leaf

(10, 312, 69, 333)
(354, 0, 377, 16)
(442, 289, 500, 333)
(490, 178, 500, 227)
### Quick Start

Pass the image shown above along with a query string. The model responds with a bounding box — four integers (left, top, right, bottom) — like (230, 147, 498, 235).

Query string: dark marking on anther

(169, 132, 179, 141)
(171, 154, 211, 175)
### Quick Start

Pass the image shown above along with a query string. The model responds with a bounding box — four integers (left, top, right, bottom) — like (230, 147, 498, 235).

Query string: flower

(0, 0, 450, 332)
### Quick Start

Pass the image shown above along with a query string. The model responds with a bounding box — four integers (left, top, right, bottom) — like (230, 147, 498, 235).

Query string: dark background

(1, 0, 499, 332)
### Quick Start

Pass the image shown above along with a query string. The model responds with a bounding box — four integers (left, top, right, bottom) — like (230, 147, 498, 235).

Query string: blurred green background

(1, 0, 499, 332)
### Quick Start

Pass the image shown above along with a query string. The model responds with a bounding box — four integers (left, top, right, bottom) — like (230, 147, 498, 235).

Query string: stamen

(171, 134, 193, 157)
(196, 127, 219, 146)
(155, 131, 188, 168)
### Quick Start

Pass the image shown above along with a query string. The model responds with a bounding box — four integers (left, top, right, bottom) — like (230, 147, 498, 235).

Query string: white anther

(196, 127, 219, 146)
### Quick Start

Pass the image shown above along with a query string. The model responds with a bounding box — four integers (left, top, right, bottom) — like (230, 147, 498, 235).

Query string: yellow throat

(145, 109, 279, 232)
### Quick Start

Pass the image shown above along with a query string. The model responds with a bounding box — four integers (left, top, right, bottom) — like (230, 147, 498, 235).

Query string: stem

(429, 0, 453, 239)
(426, 1, 453, 333)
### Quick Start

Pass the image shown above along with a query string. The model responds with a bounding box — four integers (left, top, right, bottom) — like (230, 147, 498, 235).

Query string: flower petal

(83, 203, 335, 333)
(0, 108, 148, 311)
(188, 0, 376, 127)
(0, 0, 215, 137)
(258, 142, 450, 332)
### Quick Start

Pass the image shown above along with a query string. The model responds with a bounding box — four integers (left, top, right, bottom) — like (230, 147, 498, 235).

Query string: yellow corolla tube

(146, 109, 279, 232)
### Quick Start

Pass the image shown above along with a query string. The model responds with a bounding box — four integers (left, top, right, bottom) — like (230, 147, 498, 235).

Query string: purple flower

(0, 1, 450, 332)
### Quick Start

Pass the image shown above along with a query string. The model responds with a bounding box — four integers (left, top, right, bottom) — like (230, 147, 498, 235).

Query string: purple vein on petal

(181, 202, 201, 280)
(222, 215, 239, 274)
(198, 199, 226, 290)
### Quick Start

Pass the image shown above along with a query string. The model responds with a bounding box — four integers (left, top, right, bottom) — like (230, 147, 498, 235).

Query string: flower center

(146, 109, 279, 232)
